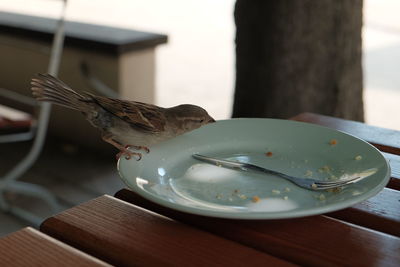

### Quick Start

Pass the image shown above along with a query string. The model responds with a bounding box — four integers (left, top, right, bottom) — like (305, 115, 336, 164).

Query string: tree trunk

(232, 0, 364, 121)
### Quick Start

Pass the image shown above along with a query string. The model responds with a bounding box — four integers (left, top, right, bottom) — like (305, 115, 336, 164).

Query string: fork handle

(240, 162, 294, 180)
(193, 154, 292, 180)
(192, 154, 247, 170)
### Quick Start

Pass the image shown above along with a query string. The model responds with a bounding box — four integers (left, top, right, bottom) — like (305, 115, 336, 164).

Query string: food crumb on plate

(329, 175, 337, 180)
(265, 151, 273, 157)
(318, 194, 326, 201)
(283, 196, 289, 200)
(326, 187, 342, 193)
(329, 139, 338, 146)
(354, 155, 362, 160)
(284, 187, 291, 192)
(272, 189, 281, 195)
(311, 183, 318, 189)
(352, 190, 362, 196)
(305, 170, 313, 177)
(252, 195, 260, 202)
(318, 165, 332, 173)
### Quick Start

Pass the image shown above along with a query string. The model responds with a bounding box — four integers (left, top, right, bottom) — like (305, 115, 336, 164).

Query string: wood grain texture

(115, 189, 400, 267)
(291, 112, 400, 155)
(41, 195, 293, 267)
(327, 188, 400, 237)
(0, 227, 108, 266)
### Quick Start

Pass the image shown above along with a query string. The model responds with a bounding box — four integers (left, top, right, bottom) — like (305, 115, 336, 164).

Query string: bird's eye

(199, 119, 204, 123)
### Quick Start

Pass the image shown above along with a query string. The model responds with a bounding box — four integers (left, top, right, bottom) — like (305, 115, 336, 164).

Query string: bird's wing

(88, 95, 166, 133)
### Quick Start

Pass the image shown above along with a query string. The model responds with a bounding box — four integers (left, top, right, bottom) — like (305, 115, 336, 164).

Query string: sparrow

(31, 74, 215, 160)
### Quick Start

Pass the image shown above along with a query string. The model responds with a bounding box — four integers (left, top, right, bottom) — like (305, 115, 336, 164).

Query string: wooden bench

(1, 113, 398, 266)
(0, 11, 167, 150)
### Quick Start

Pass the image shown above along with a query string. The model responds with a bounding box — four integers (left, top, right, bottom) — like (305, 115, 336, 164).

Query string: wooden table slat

(382, 152, 400, 190)
(115, 189, 400, 267)
(326, 187, 400, 237)
(291, 112, 400, 155)
(0, 227, 108, 267)
(41, 195, 294, 267)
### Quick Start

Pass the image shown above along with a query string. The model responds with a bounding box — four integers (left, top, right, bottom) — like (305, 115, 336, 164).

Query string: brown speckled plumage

(31, 73, 215, 160)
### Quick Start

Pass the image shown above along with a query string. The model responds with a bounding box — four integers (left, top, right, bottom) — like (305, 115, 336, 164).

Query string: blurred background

(0, 0, 400, 129)
(0, 0, 398, 127)
(0, 0, 399, 235)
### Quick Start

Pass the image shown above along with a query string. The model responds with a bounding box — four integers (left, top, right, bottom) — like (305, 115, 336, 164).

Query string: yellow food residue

(329, 139, 338, 146)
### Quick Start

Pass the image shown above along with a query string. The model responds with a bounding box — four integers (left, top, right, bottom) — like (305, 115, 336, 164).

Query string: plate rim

(117, 118, 391, 220)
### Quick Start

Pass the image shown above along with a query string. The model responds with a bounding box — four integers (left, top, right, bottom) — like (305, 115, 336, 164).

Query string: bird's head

(167, 104, 215, 133)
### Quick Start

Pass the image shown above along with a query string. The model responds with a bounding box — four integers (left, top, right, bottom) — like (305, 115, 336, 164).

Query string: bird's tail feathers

(31, 73, 91, 112)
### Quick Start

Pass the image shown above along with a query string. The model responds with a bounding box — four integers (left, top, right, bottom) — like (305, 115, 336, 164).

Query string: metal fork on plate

(192, 154, 373, 191)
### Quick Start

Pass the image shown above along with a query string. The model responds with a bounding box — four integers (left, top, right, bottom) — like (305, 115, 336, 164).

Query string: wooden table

(1, 113, 399, 266)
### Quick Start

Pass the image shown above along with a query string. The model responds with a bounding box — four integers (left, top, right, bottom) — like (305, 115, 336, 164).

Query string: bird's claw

(116, 145, 150, 160)
(124, 145, 150, 153)
(116, 150, 142, 161)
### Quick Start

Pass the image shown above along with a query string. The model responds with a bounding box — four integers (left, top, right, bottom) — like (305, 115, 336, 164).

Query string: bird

(31, 73, 215, 160)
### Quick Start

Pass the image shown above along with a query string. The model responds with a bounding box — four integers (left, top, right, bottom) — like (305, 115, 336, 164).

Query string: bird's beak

(208, 118, 216, 123)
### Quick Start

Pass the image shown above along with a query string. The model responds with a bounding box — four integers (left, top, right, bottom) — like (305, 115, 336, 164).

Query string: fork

(192, 154, 370, 191)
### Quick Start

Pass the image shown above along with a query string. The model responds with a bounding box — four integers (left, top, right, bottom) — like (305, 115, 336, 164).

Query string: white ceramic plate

(117, 119, 390, 219)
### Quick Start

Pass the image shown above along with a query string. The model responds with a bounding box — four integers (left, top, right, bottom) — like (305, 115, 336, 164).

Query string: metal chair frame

(0, 0, 67, 227)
